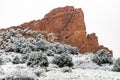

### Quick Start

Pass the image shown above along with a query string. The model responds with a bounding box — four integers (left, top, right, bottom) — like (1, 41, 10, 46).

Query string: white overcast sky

(0, 0, 120, 58)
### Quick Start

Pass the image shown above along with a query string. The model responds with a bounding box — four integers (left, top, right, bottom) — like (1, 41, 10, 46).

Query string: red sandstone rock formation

(1, 6, 112, 55)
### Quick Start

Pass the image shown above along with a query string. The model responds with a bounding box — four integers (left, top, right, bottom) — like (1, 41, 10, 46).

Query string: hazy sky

(0, 0, 120, 58)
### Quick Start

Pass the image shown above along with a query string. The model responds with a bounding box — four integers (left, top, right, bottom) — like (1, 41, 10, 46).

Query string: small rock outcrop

(0, 6, 112, 55)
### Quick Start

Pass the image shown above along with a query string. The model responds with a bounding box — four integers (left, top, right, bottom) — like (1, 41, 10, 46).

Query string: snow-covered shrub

(64, 44, 79, 55)
(112, 58, 120, 72)
(21, 54, 29, 63)
(1, 32, 7, 38)
(31, 45, 39, 51)
(16, 28, 21, 33)
(15, 33, 22, 37)
(5, 43, 20, 53)
(13, 56, 20, 64)
(1, 29, 15, 39)
(26, 30, 35, 35)
(27, 52, 49, 67)
(46, 50, 54, 56)
(92, 49, 113, 66)
(14, 36, 25, 43)
(53, 43, 65, 54)
(53, 43, 79, 55)
(9, 28, 16, 33)
(5, 43, 16, 52)
(5, 31, 14, 39)
(20, 47, 31, 54)
(48, 45, 57, 53)
(21, 41, 31, 48)
(0, 51, 22, 64)
(33, 68, 44, 77)
(26, 37, 35, 43)
(0, 38, 3, 45)
(0, 58, 3, 65)
(56, 45, 65, 54)
(36, 33, 44, 40)
(3, 77, 34, 80)
(61, 67, 72, 73)
(35, 39, 49, 51)
(53, 53, 73, 67)
(54, 37, 59, 42)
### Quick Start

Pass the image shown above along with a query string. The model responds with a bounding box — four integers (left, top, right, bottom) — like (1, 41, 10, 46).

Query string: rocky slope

(0, 6, 112, 55)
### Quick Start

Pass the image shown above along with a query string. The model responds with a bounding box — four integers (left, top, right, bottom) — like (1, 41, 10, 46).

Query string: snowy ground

(39, 68, 120, 80)
(39, 53, 120, 80)
(0, 50, 119, 80)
